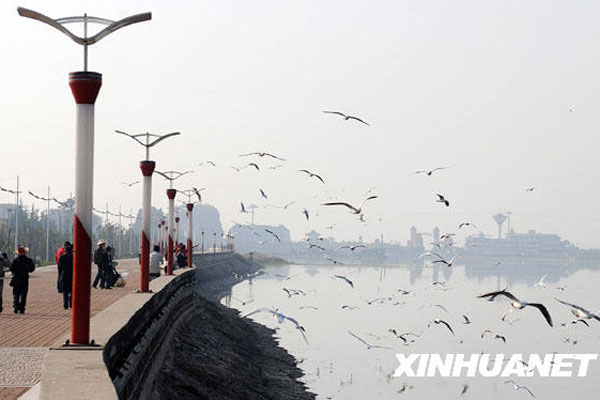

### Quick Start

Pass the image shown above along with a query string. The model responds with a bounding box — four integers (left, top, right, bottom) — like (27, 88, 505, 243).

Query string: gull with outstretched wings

(322, 195, 378, 215)
(322, 111, 370, 126)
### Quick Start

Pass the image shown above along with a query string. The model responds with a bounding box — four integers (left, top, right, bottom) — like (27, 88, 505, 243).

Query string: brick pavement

(0, 259, 141, 399)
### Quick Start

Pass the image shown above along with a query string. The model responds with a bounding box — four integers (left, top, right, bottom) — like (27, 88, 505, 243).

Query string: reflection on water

(222, 262, 600, 399)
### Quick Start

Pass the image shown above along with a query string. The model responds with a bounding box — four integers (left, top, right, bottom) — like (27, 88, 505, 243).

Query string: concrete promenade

(0, 259, 141, 400)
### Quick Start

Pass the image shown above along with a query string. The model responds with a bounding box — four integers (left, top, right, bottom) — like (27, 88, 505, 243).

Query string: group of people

(92, 240, 120, 290)
(147, 243, 188, 281)
(1, 239, 191, 314)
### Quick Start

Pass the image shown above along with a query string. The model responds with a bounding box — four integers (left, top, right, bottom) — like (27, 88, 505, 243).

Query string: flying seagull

(526, 187, 536, 192)
(428, 319, 455, 335)
(478, 289, 553, 327)
(322, 195, 378, 215)
(327, 258, 344, 265)
(302, 209, 309, 221)
(534, 274, 548, 288)
(199, 161, 216, 167)
(240, 152, 286, 161)
(555, 298, 600, 322)
(259, 189, 268, 199)
(347, 331, 392, 350)
(264, 229, 281, 242)
(413, 167, 451, 176)
(436, 193, 450, 207)
(298, 169, 325, 184)
(334, 275, 353, 288)
(240, 202, 248, 213)
(322, 111, 370, 126)
(462, 314, 472, 324)
(458, 222, 477, 229)
(503, 380, 535, 398)
(242, 308, 308, 343)
(248, 163, 260, 170)
(120, 180, 140, 187)
(309, 243, 325, 251)
(338, 244, 367, 251)
(192, 187, 204, 202)
(432, 253, 457, 267)
(481, 329, 507, 343)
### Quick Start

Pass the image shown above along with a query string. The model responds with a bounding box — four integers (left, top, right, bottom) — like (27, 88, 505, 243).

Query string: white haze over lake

(1, 1, 599, 247)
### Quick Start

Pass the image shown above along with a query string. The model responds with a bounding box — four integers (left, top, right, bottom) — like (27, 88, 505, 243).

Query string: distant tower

(433, 226, 440, 243)
(409, 226, 418, 248)
(493, 213, 508, 239)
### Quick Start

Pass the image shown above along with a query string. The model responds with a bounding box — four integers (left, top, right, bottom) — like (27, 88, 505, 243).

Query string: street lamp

(18, 7, 151, 345)
(154, 170, 192, 275)
(116, 131, 180, 291)
(178, 188, 203, 268)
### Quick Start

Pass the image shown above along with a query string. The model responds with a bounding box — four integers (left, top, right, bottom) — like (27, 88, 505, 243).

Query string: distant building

(407, 226, 424, 250)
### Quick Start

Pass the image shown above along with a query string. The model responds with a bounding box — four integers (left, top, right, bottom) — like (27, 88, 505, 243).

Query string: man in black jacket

(10, 245, 35, 314)
(58, 243, 73, 309)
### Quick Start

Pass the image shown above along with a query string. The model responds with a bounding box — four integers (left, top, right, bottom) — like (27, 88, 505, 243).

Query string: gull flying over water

(309, 243, 325, 251)
(478, 289, 553, 327)
(436, 193, 450, 207)
(334, 275, 353, 288)
(327, 258, 344, 265)
(503, 380, 535, 398)
(298, 169, 325, 184)
(526, 187, 536, 192)
(322, 111, 370, 126)
(259, 189, 268, 199)
(462, 314, 472, 324)
(248, 163, 260, 170)
(240, 202, 248, 213)
(240, 152, 286, 161)
(243, 308, 308, 343)
(481, 329, 507, 343)
(413, 167, 451, 176)
(322, 196, 378, 215)
(347, 331, 392, 350)
(338, 245, 367, 251)
(555, 298, 600, 322)
(432, 253, 457, 267)
(427, 319, 455, 335)
(534, 274, 548, 288)
(199, 161, 216, 167)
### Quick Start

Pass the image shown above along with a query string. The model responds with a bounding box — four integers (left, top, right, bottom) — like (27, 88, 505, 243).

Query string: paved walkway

(0, 259, 141, 400)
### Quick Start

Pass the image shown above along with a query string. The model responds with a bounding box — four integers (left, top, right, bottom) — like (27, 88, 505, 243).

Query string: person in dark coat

(10, 245, 35, 314)
(176, 245, 188, 269)
(54, 241, 71, 293)
(92, 241, 110, 289)
(57, 243, 73, 309)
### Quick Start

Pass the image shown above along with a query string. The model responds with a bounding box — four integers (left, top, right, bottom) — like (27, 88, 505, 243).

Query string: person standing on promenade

(176, 244, 188, 269)
(0, 252, 11, 313)
(92, 240, 109, 289)
(57, 242, 73, 309)
(149, 245, 163, 280)
(54, 241, 71, 293)
(10, 245, 35, 314)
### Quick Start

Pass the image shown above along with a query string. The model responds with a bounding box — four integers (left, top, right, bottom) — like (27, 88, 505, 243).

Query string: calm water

(221, 262, 600, 399)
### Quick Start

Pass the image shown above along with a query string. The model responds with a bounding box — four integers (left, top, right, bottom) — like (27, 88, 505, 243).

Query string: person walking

(92, 240, 109, 289)
(57, 242, 73, 309)
(54, 241, 71, 293)
(149, 245, 163, 281)
(10, 245, 35, 314)
(0, 252, 11, 313)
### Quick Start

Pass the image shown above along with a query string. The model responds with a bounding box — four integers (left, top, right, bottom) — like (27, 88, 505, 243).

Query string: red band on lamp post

(69, 72, 102, 104)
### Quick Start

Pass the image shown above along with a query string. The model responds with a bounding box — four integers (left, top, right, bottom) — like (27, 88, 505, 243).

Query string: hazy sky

(1, 1, 599, 248)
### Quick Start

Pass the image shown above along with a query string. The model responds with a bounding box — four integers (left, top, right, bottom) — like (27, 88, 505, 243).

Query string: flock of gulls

(198, 110, 596, 399)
